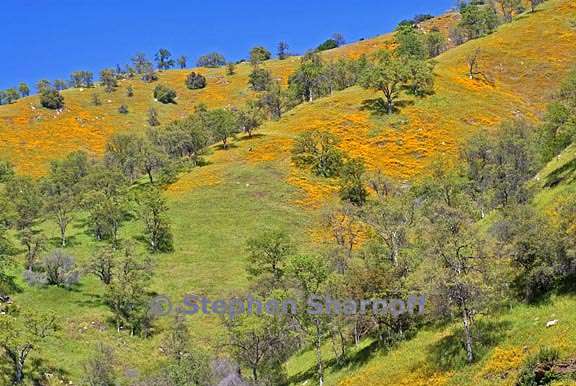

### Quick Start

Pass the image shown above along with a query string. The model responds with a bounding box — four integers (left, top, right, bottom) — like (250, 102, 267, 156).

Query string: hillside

(0, 0, 576, 384)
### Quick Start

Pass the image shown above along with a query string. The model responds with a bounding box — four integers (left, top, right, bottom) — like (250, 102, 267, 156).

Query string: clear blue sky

(1, 0, 454, 90)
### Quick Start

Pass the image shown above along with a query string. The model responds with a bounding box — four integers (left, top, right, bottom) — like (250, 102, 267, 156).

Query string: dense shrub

(317, 38, 339, 51)
(153, 85, 177, 104)
(40, 88, 64, 109)
(185, 72, 207, 90)
(292, 130, 344, 177)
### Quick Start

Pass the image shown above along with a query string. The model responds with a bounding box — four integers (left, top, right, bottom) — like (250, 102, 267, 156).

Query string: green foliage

(70, 71, 94, 88)
(196, 52, 226, 67)
(137, 188, 174, 253)
(0, 311, 58, 384)
(39, 88, 64, 109)
(248, 67, 273, 91)
(292, 130, 344, 177)
(246, 230, 294, 293)
(0, 160, 15, 183)
(177, 55, 187, 69)
(426, 29, 447, 57)
(394, 24, 427, 60)
(5, 176, 42, 229)
(105, 246, 154, 336)
(155, 48, 175, 70)
(278, 41, 289, 60)
(250, 46, 272, 64)
(339, 158, 368, 206)
(516, 347, 560, 386)
(18, 83, 30, 97)
(204, 108, 239, 148)
(317, 38, 339, 51)
(153, 84, 177, 103)
(185, 71, 207, 90)
(288, 53, 326, 102)
(359, 50, 410, 114)
(537, 69, 576, 162)
(226, 62, 236, 75)
(147, 107, 160, 126)
(100, 68, 117, 92)
(454, 3, 499, 43)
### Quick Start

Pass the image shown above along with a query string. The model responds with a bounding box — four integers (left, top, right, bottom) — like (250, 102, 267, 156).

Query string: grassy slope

(0, 0, 575, 383)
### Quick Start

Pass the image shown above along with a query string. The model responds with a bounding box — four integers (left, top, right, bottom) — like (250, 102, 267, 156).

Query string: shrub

(339, 158, 368, 206)
(516, 347, 560, 386)
(23, 250, 80, 287)
(249, 46, 272, 64)
(317, 39, 339, 51)
(40, 88, 64, 109)
(154, 85, 177, 104)
(91, 93, 102, 106)
(185, 72, 207, 90)
(118, 104, 129, 114)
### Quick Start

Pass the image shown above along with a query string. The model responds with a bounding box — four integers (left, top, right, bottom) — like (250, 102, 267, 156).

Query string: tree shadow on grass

(360, 98, 414, 116)
(236, 133, 266, 142)
(214, 143, 239, 151)
(427, 319, 511, 372)
(288, 340, 382, 385)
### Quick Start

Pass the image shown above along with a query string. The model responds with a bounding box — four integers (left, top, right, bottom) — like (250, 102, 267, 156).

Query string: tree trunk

(252, 367, 258, 383)
(462, 305, 474, 363)
(147, 169, 154, 184)
(60, 223, 67, 247)
(314, 321, 324, 386)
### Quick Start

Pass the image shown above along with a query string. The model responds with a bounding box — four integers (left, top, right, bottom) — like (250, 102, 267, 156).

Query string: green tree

(246, 230, 294, 293)
(177, 55, 187, 69)
(138, 139, 167, 183)
(259, 81, 284, 120)
(5, 176, 42, 229)
(39, 88, 64, 109)
(426, 29, 447, 57)
(18, 228, 46, 270)
(288, 53, 326, 102)
(292, 130, 344, 177)
(137, 188, 174, 253)
(278, 41, 289, 60)
(394, 24, 427, 59)
(100, 68, 117, 92)
(155, 48, 175, 70)
(154, 84, 177, 103)
(237, 100, 264, 138)
(249, 46, 272, 65)
(248, 67, 273, 91)
(105, 133, 143, 181)
(339, 158, 368, 206)
(18, 83, 30, 97)
(360, 50, 411, 114)
(0, 312, 58, 384)
(105, 247, 154, 335)
(317, 39, 338, 51)
(196, 52, 226, 67)
(205, 108, 240, 149)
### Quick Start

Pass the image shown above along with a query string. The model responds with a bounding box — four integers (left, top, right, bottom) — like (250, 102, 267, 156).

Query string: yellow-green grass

(285, 295, 576, 386)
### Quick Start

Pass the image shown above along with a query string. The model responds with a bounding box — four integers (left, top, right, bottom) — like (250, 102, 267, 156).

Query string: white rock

(546, 319, 559, 328)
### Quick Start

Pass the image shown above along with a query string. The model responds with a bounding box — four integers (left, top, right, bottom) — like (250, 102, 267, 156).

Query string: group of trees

(451, 0, 547, 45)
(229, 116, 575, 384)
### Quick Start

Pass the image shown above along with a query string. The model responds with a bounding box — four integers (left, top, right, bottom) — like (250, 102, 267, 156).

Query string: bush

(317, 39, 339, 51)
(249, 46, 271, 64)
(339, 158, 368, 206)
(154, 85, 177, 104)
(516, 347, 560, 386)
(23, 250, 80, 287)
(185, 72, 207, 90)
(40, 88, 64, 109)
(118, 104, 129, 114)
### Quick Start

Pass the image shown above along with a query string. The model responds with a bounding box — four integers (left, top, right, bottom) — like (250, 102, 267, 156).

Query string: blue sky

(1, 0, 454, 90)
